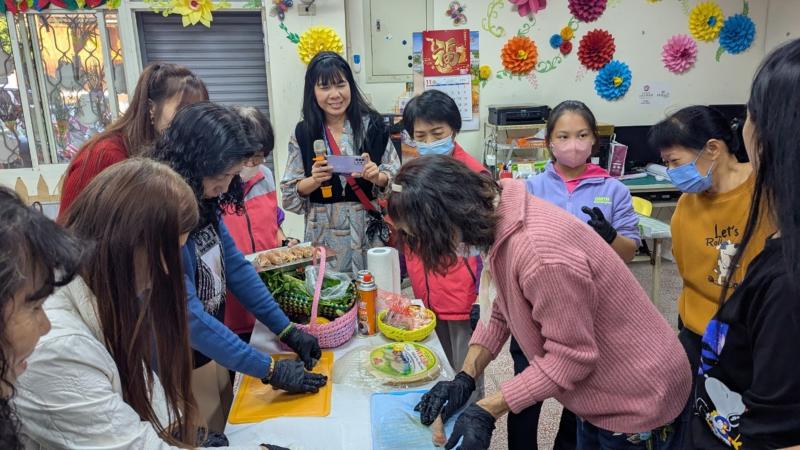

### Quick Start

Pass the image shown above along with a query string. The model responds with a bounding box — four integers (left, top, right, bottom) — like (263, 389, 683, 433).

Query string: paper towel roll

(367, 247, 401, 295)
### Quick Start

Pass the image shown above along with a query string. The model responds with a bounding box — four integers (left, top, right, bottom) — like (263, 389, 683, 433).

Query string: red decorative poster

(422, 29, 471, 77)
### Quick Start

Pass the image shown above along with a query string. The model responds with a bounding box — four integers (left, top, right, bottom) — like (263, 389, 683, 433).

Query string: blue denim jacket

(526, 162, 641, 246)
(182, 219, 290, 378)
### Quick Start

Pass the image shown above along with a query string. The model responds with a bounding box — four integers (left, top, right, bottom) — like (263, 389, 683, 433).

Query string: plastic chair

(632, 196, 653, 217)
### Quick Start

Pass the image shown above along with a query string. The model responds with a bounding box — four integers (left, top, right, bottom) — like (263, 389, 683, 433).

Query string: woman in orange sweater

(649, 106, 772, 375)
(58, 63, 207, 218)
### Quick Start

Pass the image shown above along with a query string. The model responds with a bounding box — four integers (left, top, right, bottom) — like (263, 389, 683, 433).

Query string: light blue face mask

(667, 150, 714, 193)
(417, 135, 455, 156)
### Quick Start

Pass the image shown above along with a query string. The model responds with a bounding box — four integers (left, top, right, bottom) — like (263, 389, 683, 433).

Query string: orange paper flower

(501, 36, 538, 75)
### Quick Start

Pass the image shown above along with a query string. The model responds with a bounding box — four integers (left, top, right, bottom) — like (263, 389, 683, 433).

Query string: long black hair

(722, 38, 800, 301)
(300, 52, 379, 147)
(150, 102, 257, 228)
(0, 188, 83, 449)
(648, 105, 746, 162)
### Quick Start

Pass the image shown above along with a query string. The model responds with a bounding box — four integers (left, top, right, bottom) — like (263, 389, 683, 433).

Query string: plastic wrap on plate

(332, 342, 451, 392)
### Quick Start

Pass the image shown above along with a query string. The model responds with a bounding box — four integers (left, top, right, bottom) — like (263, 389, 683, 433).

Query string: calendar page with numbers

(423, 75, 473, 121)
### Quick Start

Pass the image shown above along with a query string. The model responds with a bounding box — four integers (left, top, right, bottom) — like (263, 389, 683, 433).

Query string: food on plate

(382, 296, 434, 331)
(369, 342, 439, 384)
(255, 245, 316, 269)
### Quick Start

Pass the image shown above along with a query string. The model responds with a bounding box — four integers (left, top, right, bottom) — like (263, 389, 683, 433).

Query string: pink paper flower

(662, 34, 698, 74)
(508, 0, 547, 17)
(568, 0, 607, 23)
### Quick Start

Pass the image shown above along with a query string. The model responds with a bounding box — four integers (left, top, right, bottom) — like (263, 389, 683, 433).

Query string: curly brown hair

(388, 155, 500, 274)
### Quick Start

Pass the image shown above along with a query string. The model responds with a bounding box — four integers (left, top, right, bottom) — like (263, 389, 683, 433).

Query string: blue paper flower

(550, 34, 563, 49)
(719, 14, 755, 54)
(594, 60, 632, 101)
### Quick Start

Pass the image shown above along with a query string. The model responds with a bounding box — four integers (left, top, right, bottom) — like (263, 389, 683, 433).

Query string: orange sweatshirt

(671, 175, 774, 335)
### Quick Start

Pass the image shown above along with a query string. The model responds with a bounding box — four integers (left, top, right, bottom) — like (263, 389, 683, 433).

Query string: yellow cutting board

(228, 352, 333, 424)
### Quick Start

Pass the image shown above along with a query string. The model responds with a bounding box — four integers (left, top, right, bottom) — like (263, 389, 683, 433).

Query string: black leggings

(508, 337, 577, 450)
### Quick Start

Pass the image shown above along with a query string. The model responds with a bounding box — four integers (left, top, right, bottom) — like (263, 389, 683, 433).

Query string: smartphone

(327, 155, 366, 174)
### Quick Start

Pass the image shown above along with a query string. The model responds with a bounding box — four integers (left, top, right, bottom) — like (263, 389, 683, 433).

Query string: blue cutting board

(370, 390, 462, 450)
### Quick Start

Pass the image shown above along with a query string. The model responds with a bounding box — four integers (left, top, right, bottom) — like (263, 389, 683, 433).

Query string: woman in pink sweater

(389, 155, 691, 450)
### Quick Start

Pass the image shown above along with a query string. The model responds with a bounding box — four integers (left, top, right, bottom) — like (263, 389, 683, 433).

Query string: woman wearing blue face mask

(400, 90, 489, 397)
(649, 106, 774, 377)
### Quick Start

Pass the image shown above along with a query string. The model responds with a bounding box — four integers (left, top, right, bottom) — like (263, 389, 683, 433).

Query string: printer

(488, 104, 551, 126)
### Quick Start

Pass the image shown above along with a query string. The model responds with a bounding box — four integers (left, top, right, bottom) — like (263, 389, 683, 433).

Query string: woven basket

(292, 247, 356, 349)
(377, 308, 436, 342)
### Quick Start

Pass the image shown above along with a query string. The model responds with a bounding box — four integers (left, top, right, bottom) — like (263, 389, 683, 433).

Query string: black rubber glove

(414, 371, 476, 426)
(279, 325, 322, 370)
(581, 206, 618, 244)
(445, 403, 497, 450)
(263, 359, 328, 394)
(469, 304, 480, 331)
(260, 444, 290, 450)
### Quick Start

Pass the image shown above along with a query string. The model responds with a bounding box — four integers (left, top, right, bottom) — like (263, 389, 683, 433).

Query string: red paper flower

(568, 0, 607, 23)
(560, 40, 573, 55)
(578, 29, 615, 70)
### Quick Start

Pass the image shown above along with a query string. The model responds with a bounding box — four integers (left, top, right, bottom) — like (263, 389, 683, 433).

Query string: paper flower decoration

(171, 0, 226, 27)
(689, 2, 724, 42)
(550, 34, 563, 49)
(501, 36, 539, 75)
(269, 0, 293, 21)
(595, 60, 632, 101)
(578, 29, 615, 70)
(719, 14, 755, 54)
(479, 65, 492, 80)
(568, 0, 607, 23)
(560, 26, 574, 41)
(297, 26, 344, 64)
(446, 1, 467, 26)
(662, 34, 697, 74)
(508, 0, 547, 17)
(560, 40, 573, 55)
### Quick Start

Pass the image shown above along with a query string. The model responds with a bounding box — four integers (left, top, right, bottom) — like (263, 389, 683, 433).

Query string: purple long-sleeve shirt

(526, 162, 641, 247)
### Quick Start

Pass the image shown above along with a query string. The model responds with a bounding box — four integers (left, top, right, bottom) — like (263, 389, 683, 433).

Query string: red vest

(222, 168, 281, 334)
(405, 144, 489, 320)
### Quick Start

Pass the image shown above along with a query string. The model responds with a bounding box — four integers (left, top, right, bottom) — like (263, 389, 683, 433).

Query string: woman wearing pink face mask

(513, 100, 641, 449)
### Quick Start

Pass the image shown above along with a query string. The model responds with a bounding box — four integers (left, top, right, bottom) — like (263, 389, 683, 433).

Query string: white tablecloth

(225, 320, 454, 449)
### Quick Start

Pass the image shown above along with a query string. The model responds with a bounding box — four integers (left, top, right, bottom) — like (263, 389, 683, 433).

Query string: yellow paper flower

(560, 26, 574, 41)
(297, 26, 344, 65)
(689, 2, 724, 42)
(172, 0, 224, 28)
(479, 65, 492, 80)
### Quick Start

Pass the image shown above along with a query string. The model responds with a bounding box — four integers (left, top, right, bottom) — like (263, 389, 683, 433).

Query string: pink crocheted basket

(291, 247, 356, 349)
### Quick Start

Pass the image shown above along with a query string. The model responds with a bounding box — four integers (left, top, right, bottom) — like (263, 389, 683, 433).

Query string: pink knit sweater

(470, 180, 691, 433)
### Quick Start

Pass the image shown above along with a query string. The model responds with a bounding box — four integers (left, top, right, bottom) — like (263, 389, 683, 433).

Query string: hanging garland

(1, 0, 118, 13)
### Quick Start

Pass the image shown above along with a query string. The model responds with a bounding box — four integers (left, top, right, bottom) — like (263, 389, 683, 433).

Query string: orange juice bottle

(357, 273, 377, 336)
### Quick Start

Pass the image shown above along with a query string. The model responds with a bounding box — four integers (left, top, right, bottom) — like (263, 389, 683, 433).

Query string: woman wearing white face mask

(400, 90, 490, 399)
(520, 100, 641, 450)
(222, 107, 297, 346)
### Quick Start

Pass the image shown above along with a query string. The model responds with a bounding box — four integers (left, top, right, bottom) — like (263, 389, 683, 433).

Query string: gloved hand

(279, 324, 322, 370)
(445, 403, 497, 450)
(581, 206, 618, 244)
(414, 371, 476, 426)
(262, 359, 328, 394)
(469, 304, 480, 331)
(260, 445, 290, 450)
